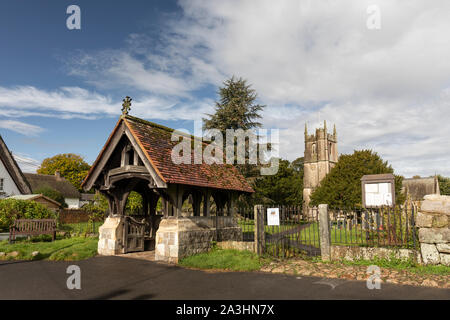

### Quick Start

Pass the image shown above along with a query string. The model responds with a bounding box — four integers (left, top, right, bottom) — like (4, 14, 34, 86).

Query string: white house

(0, 136, 32, 198)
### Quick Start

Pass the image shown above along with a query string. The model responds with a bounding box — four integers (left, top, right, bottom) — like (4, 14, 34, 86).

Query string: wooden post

(254, 205, 265, 255)
(318, 204, 331, 261)
(203, 189, 210, 217)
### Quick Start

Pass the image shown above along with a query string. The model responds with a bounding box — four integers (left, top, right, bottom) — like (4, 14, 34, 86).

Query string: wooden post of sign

(318, 204, 331, 261)
(254, 205, 265, 255)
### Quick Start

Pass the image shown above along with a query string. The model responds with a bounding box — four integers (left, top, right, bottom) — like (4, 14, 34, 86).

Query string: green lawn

(179, 248, 269, 272)
(0, 236, 98, 261)
(58, 221, 102, 234)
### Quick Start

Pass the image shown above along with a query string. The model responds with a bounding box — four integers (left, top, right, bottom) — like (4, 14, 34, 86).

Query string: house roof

(82, 115, 254, 193)
(7, 194, 61, 207)
(402, 176, 440, 201)
(0, 135, 32, 194)
(80, 193, 95, 201)
(24, 173, 80, 198)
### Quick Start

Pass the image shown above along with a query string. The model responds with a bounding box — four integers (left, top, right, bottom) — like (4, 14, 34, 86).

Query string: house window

(0, 178, 4, 191)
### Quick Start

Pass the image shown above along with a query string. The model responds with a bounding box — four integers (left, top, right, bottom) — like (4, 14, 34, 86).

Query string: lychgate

(81, 99, 253, 262)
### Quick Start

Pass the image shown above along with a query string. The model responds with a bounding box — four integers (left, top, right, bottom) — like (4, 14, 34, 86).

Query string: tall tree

(37, 153, 90, 191)
(310, 150, 404, 208)
(204, 76, 265, 132)
(203, 76, 266, 178)
(253, 158, 303, 205)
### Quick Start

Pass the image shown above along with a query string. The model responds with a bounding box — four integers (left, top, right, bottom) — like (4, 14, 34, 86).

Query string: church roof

(402, 176, 440, 201)
(82, 115, 254, 193)
(0, 135, 32, 194)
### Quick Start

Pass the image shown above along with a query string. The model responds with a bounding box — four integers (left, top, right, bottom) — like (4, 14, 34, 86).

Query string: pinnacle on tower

(333, 124, 337, 138)
(304, 123, 308, 138)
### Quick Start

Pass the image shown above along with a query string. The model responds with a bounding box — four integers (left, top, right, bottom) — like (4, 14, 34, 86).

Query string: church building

(303, 121, 338, 213)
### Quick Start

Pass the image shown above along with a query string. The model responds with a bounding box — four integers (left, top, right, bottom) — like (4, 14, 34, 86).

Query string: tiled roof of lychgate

(123, 116, 254, 193)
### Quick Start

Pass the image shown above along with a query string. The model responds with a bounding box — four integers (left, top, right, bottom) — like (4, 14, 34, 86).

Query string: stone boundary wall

(330, 245, 421, 263)
(217, 241, 255, 252)
(155, 217, 243, 263)
(417, 195, 450, 266)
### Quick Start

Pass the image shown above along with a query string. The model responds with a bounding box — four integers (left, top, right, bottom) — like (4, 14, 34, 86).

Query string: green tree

(310, 150, 404, 208)
(125, 191, 143, 215)
(437, 175, 450, 195)
(203, 76, 266, 178)
(0, 199, 56, 231)
(37, 153, 90, 191)
(253, 158, 303, 205)
(34, 186, 67, 208)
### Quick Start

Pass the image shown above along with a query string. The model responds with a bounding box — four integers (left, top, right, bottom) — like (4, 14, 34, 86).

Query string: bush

(0, 199, 57, 231)
(34, 186, 67, 208)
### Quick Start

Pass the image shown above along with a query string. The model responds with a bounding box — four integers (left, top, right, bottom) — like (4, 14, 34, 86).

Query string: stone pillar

(416, 195, 450, 265)
(318, 204, 331, 261)
(254, 205, 265, 255)
(97, 216, 126, 255)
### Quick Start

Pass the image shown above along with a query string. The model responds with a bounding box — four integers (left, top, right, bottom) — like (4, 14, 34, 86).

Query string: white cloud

(12, 153, 41, 173)
(7, 0, 450, 177)
(0, 120, 44, 136)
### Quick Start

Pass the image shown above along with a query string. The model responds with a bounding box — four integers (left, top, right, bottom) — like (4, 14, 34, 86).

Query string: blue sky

(1, 0, 450, 177)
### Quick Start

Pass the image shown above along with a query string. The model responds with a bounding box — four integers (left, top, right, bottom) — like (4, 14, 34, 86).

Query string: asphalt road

(0, 256, 449, 300)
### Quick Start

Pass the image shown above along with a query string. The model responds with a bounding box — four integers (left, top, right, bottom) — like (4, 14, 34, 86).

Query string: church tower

(303, 121, 338, 212)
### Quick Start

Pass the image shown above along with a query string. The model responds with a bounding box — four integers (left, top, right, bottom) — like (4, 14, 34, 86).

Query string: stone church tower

(303, 121, 338, 213)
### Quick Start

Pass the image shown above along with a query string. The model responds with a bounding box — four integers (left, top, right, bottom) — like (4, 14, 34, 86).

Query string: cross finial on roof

(122, 96, 132, 115)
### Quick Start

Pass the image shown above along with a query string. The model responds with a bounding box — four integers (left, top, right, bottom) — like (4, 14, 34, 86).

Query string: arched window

(312, 143, 316, 154)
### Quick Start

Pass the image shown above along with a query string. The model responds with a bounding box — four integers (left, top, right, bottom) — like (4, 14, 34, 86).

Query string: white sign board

(267, 208, 280, 226)
(364, 183, 393, 207)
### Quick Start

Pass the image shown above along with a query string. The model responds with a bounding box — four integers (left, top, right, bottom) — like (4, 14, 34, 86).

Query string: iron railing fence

(257, 205, 321, 258)
(328, 205, 418, 249)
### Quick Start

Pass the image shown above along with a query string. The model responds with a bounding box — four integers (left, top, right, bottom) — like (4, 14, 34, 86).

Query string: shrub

(34, 186, 67, 208)
(0, 199, 57, 231)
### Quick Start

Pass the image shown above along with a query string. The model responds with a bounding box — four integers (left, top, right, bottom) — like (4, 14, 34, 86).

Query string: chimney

(55, 170, 61, 180)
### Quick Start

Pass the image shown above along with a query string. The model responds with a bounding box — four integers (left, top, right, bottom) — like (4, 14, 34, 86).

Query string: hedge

(0, 199, 57, 232)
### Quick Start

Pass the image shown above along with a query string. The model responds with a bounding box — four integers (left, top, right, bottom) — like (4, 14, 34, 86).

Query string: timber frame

(82, 115, 251, 219)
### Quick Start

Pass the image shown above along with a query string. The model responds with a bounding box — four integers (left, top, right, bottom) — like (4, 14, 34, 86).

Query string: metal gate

(256, 205, 321, 258)
(123, 216, 146, 253)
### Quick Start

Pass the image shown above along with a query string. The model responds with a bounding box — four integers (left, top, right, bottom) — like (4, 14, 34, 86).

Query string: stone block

(436, 243, 450, 253)
(420, 243, 440, 265)
(421, 195, 450, 215)
(439, 253, 450, 266)
(418, 228, 450, 244)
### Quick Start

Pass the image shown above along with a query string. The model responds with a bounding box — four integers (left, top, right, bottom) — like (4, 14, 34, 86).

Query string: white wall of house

(65, 198, 80, 209)
(0, 159, 22, 198)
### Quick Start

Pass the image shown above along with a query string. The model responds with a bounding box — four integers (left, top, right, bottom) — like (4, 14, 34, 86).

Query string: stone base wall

(417, 195, 450, 266)
(330, 245, 421, 263)
(97, 216, 125, 255)
(155, 217, 244, 263)
(217, 241, 255, 252)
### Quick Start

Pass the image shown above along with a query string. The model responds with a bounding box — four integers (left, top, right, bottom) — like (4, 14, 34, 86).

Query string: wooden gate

(123, 216, 146, 253)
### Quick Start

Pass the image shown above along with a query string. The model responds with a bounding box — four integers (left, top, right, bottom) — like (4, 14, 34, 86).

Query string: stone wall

(155, 216, 243, 263)
(417, 195, 450, 266)
(330, 245, 421, 263)
(217, 241, 255, 252)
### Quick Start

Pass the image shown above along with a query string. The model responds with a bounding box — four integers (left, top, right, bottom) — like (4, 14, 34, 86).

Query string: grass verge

(328, 257, 450, 276)
(179, 248, 270, 272)
(0, 236, 98, 261)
